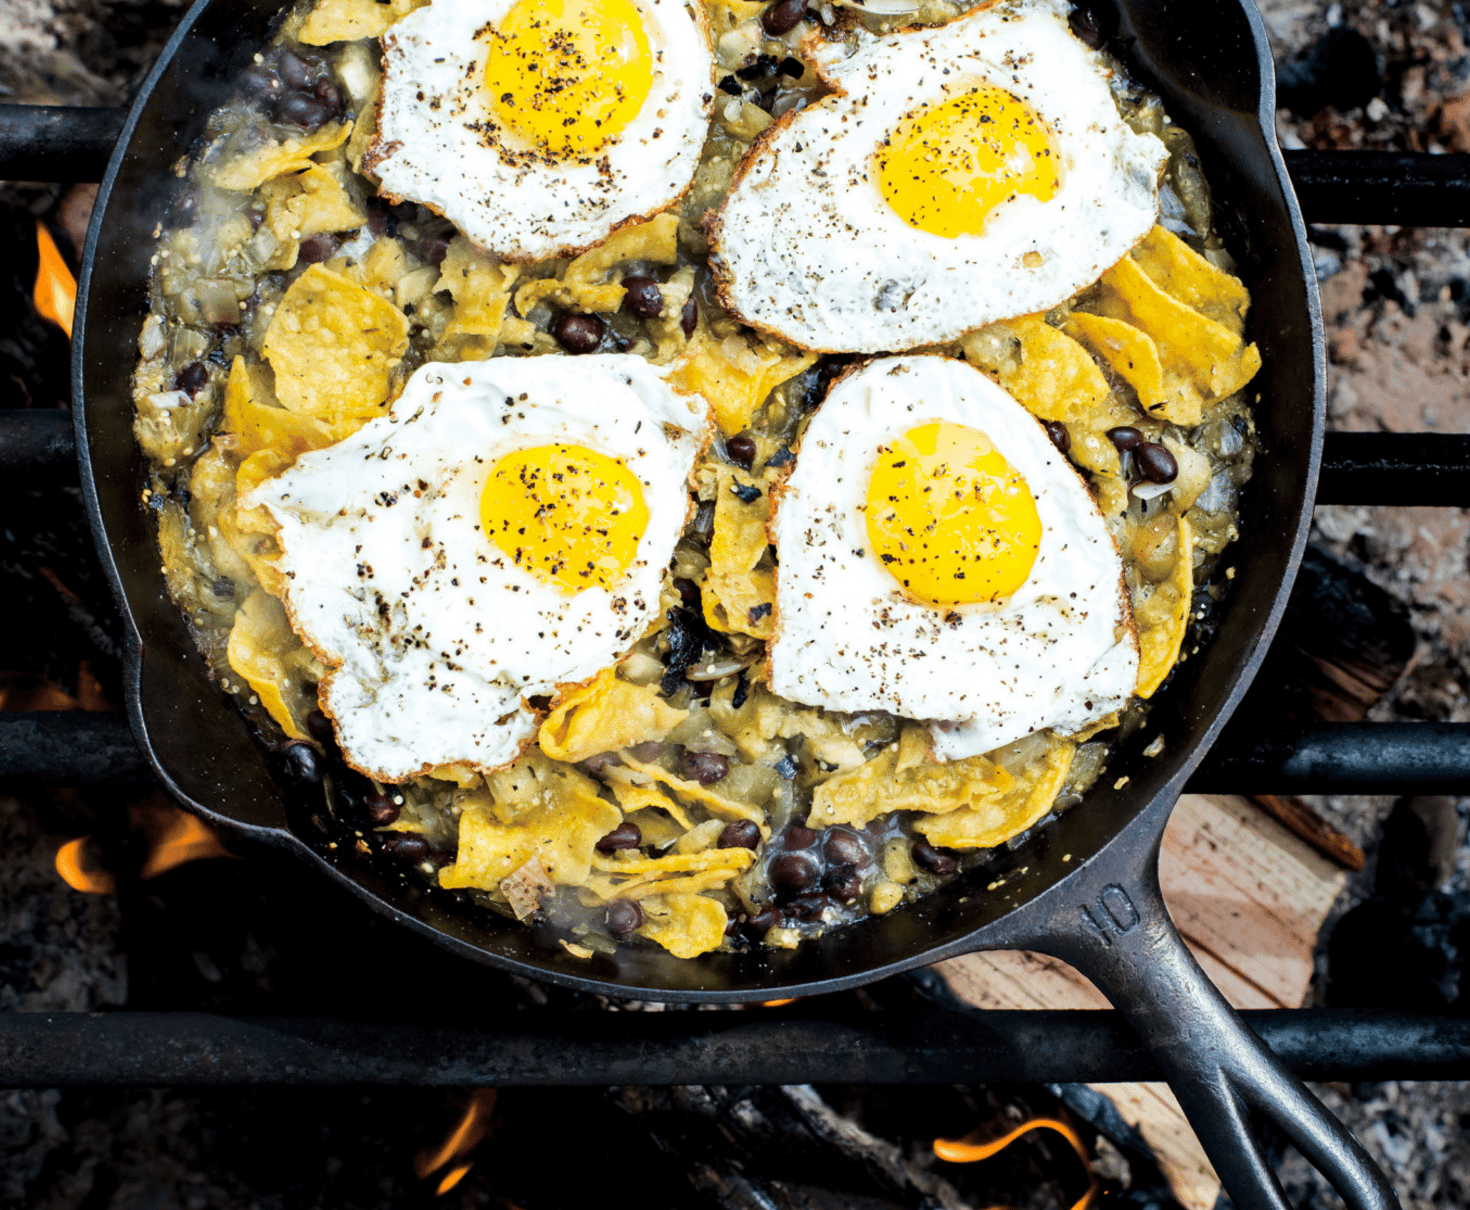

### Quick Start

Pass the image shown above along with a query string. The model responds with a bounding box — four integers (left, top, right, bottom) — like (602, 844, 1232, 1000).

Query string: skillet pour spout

(60, 0, 1399, 1204)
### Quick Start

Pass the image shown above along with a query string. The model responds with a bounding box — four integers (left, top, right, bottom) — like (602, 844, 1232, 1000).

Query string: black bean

(680, 295, 697, 337)
(673, 577, 700, 606)
(1067, 5, 1106, 48)
(596, 822, 642, 853)
(274, 93, 332, 130)
(281, 741, 322, 785)
(1043, 420, 1071, 454)
(606, 898, 643, 936)
(1136, 441, 1179, 483)
(175, 361, 209, 398)
(422, 234, 452, 265)
(580, 751, 622, 773)
(762, 0, 808, 35)
(823, 830, 867, 866)
(779, 56, 805, 78)
(745, 906, 782, 938)
(381, 833, 429, 861)
(912, 841, 959, 876)
(680, 750, 730, 784)
(788, 892, 830, 921)
(240, 64, 282, 98)
(313, 76, 345, 120)
(823, 864, 862, 903)
(552, 312, 605, 353)
(773, 753, 798, 780)
(367, 203, 390, 236)
(277, 50, 315, 89)
(719, 820, 761, 850)
(629, 740, 666, 761)
(621, 275, 664, 319)
(297, 232, 340, 264)
(786, 825, 818, 849)
(365, 792, 401, 826)
(727, 433, 758, 467)
(305, 710, 336, 744)
(245, 203, 266, 231)
(1107, 425, 1145, 452)
(209, 575, 236, 600)
(770, 852, 819, 895)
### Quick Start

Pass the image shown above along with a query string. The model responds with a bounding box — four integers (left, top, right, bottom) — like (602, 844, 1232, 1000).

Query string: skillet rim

(73, 0, 1325, 1003)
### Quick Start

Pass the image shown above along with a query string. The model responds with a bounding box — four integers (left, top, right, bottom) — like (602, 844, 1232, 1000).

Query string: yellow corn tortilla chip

(640, 893, 728, 958)
(438, 790, 621, 891)
(1131, 226, 1251, 334)
(669, 330, 815, 436)
(1064, 310, 1205, 427)
(514, 213, 680, 317)
(915, 739, 1075, 850)
(539, 667, 689, 763)
(618, 753, 766, 823)
(221, 356, 334, 462)
(259, 162, 366, 270)
(609, 780, 695, 831)
(702, 467, 775, 639)
(483, 748, 600, 825)
(226, 589, 311, 739)
(810, 724, 1015, 829)
(1095, 254, 1261, 405)
(1134, 515, 1194, 698)
(299, 0, 429, 44)
(209, 122, 351, 193)
(262, 263, 409, 433)
(593, 848, 753, 878)
(432, 236, 518, 359)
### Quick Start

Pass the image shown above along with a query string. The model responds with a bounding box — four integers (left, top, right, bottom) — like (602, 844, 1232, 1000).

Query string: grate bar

(1285, 149, 1470, 228)
(1318, 432, 1470, 507)
(0, 713, 151, 784)
(0, 105, 125, 183)
(0, 410, 76, 471)
(0, 1009, 1463, 1088)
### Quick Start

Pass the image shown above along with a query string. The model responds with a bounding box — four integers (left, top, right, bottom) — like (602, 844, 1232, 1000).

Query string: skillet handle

(0, 104, 126, 182)
(1022, 836, 1400, 1210)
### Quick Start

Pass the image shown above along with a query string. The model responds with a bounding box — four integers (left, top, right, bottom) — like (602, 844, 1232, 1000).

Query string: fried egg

(245, 356, 711, 781)
(768, 355, 1137, 758)
(365, 0, 715, 261)
(709, 0, 1168, 353)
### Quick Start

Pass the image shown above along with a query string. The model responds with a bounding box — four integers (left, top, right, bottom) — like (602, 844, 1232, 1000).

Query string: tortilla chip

(515, 213, 680, 316)
(707, 674, 786, 762)
(438, 789, 621, 891)
(299, 0, 429, 44)
(640, 893, 728, 958)
(221, 356, 334, 461)
(701, 468, 776, 639)
(1134, 515, 1194, 698)
(259, 162, 366, 270)
(262, 263, 409, 433)
(1065, 310, 1204, 427)
(226, 589, 312, 739)
(810, 724, 1015, 829)
(618, 753, 766, 824)
(915, 738, 1075, 849)
(609, 780, 696, 831)
(669, 329, 815, 436)
(539, 666, 689, 763)
(483, 748, 600, 825)
(431, 236, 518, 359)
(1131, 226, 1251, 334)
(210, 122, 351, 193)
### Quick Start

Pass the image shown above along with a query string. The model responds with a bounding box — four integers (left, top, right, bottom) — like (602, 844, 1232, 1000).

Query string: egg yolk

(865, 422, 1041, 606)
(484, 0, 653, 157)
(483, 444, 649, 594)
(875, 85, 1059, 239)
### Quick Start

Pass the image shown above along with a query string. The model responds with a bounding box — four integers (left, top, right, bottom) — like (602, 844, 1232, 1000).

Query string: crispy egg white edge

(711, 0, 1169, 353)
(768, 354, 1139, 760)
(368, 0, 716, 262)
(243, 355, 712, 782)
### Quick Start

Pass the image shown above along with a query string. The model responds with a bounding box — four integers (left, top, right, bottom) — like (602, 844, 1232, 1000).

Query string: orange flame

(33, 222, 76, 338)
(760, 998, 798, 1007)
(54, 837, 118, 895)
(934, 1116, 1097, 1210)
(55, 799, 235, 896)
(416, 1089, 496, 1193)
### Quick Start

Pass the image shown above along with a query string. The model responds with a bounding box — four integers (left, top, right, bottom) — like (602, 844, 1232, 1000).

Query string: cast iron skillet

(65, 0, 1397, 1205)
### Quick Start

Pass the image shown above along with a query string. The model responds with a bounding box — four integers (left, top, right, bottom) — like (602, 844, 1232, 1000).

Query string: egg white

(245, 356, 711, 782)
(768, 354, 1138, 758)
(709, 0, 1168, 353)
(365, 0, 715, 261)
